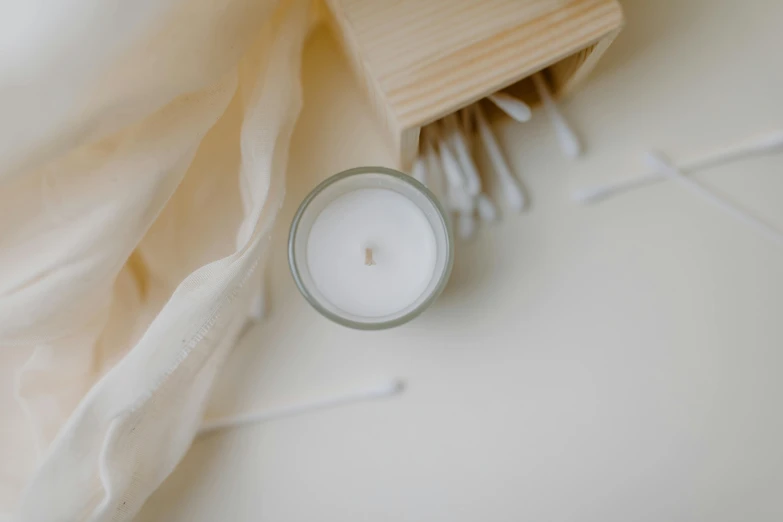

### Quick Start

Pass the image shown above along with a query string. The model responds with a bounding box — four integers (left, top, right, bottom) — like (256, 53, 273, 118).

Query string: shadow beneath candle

(440, 238, 498, 301)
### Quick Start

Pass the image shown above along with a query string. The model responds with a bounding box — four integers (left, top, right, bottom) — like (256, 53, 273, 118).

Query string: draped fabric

(0, 0, 313, 518)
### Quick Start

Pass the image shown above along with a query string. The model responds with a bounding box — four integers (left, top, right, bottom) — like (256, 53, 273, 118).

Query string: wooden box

(323, 0, 624, 169)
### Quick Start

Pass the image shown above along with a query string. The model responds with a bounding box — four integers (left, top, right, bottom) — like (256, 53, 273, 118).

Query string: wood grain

(324, 0, 624, 167)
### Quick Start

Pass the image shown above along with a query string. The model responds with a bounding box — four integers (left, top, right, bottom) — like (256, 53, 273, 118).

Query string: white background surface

(139, 0, 783, 520)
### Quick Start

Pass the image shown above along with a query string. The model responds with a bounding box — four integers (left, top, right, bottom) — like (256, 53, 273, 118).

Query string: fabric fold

(0, 0, 313, 519)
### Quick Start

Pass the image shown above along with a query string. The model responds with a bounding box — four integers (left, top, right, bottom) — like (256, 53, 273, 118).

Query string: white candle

(307, 188, 437, 317)
(289, 167, 452, 329)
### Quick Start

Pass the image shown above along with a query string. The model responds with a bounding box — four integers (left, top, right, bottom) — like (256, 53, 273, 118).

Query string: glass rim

(288, 166, 454, 330)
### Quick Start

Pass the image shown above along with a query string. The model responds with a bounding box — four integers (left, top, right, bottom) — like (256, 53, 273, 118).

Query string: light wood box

(323, 0, 624, 169)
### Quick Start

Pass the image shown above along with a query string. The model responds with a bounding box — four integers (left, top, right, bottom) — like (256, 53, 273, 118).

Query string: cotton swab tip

(488, 92, 533, 122)
(503, 181, 527, 212)
(746, 130, 783, 153)
(448, 187, 474, 214)
(368, 379, 406, 397)
(532, 72, 583, 158)
(556, 125, 583, 159)
(457, 213, 477, 240)
(476, 193, 499, 221)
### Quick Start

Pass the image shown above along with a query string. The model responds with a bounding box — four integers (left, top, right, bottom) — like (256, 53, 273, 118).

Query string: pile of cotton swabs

(411, 72, 581, 239)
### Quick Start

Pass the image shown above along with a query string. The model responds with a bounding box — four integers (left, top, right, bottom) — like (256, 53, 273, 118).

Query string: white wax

(306, 188, 438, 318)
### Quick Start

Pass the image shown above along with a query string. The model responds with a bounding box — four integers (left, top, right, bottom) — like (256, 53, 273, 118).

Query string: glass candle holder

(289, 166, 453, 330)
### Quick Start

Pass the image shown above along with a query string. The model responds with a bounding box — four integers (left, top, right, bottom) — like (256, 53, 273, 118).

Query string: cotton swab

(487, 92, 533, 122)
(443, 168, 474, 215)
(573, 130, 783, 204)
(424, 125, 475, 238)
(421, 129, 448, 204)
(425, 126, 474, 215)
(473, 103, 527, 212)
(644, 151, 783, 246)
(457, 212, 477, 239)
(443, 114, 482, 196)
(476, 193, 498, 222)
(411, 155, 428, 186)
(431, 128, 470, 197)
(531, 72, 582, 158)
(462, 106, 500, 223)
(198, 379, 405, 436)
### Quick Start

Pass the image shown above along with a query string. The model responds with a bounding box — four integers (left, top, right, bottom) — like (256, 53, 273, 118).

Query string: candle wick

(364, 247, 375, 266)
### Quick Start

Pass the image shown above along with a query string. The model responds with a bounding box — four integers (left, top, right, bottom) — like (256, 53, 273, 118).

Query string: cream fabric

(0, 0, 312, 519)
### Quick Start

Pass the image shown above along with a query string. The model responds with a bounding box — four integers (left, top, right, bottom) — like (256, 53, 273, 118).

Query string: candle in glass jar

(307, 188, 438, 317)
(289, 167, 452, 329)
